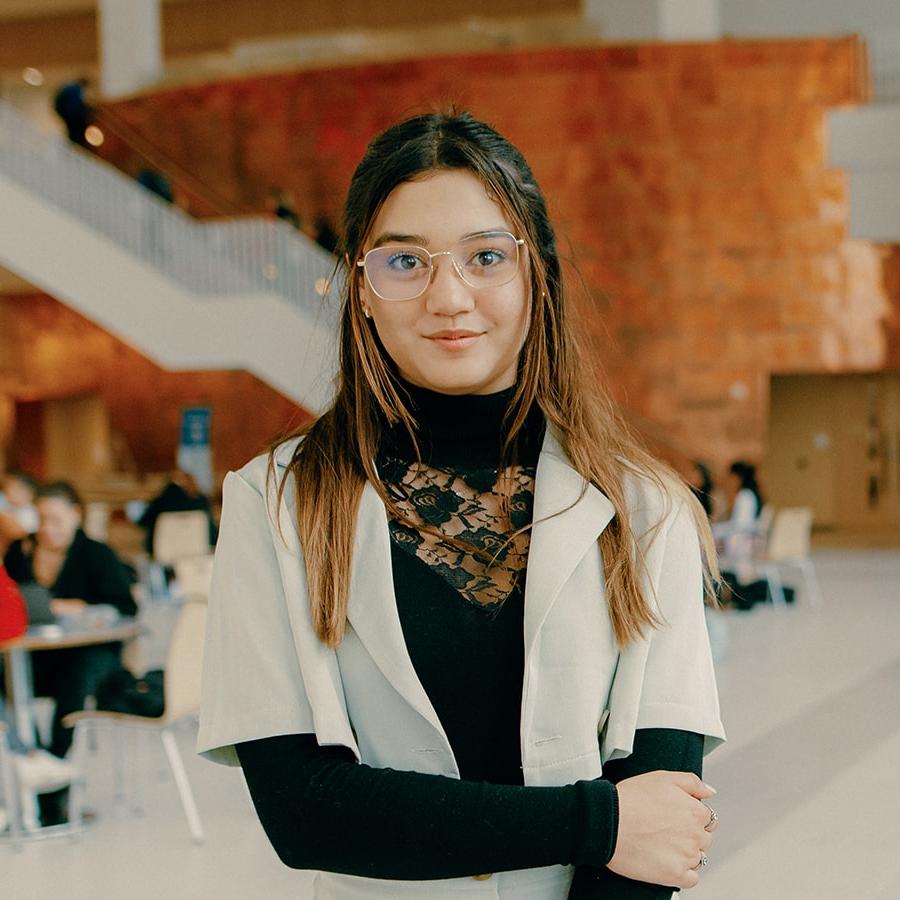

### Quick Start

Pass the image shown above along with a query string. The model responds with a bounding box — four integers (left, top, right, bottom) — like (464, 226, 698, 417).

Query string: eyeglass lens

(364, 231, 520, 301)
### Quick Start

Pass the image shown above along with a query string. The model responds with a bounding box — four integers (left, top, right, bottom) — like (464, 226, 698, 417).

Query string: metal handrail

(0, 100, 340, 317)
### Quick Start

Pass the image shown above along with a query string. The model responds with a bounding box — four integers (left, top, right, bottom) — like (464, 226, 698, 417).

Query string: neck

(381, 379, 544, 468)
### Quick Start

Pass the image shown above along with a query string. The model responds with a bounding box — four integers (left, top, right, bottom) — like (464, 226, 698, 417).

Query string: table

(2, 619, 142, 748)
(1, 618, 142, 837)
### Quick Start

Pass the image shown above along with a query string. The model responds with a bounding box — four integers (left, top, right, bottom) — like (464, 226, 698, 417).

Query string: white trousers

(312, 865, 574, 898)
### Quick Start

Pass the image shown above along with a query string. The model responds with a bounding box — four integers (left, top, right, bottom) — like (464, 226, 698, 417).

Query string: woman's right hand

(607, 770, 716, 889)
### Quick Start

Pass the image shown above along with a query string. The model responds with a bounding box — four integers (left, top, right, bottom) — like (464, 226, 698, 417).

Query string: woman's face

(3, 477, 32, 507)
(36, 497, 81, 551)
(359, 169, 531, 395)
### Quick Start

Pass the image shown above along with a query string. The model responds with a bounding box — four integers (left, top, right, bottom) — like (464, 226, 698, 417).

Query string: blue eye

(386, 251, 426, 272)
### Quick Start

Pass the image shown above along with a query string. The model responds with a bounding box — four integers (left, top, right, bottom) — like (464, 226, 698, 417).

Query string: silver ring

(704, 805, 718, 831)
(691, 852, 709, 871)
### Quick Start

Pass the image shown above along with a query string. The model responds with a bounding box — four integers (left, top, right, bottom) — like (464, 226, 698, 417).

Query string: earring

(363, 306, 372, 319)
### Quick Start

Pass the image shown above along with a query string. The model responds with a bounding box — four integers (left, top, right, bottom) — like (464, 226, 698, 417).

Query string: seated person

(3, 482, 136, 759)
(712, 460, 764, 592)
(687, 460, 716, 519)
(138, 468, 217, 557)
(0, 469, 40, 554)
(713, 461, 763, 538)
(1, 563, 77, 808)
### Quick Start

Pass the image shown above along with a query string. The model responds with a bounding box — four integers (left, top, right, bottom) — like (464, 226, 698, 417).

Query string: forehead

(369, 169, 514, 245)
(38, 496, 75, 514)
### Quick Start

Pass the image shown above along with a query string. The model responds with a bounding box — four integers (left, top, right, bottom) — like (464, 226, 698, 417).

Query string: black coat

(3, 529, 136, 617)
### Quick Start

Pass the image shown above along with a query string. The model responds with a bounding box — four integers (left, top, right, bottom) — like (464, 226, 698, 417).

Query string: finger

(699, 831, 714, 852)
(670, 771, 717, 800)
(689, 850, 710, 874)
(681, 870, 700, 890)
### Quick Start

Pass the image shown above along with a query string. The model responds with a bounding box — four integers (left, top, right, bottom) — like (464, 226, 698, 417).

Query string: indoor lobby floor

(4, 548, 899, 900)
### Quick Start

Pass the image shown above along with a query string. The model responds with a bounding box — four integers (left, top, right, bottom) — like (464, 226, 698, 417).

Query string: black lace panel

(382, 456, 536, 614)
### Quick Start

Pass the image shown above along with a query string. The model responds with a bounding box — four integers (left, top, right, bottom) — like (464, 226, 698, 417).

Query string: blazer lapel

(346, 482, 449, 740)
(524, 430, 616, 655)
(272, 442, 446, 742)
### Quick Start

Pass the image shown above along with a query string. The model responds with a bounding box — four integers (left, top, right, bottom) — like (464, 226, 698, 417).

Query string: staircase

(0, 100, 340, 412)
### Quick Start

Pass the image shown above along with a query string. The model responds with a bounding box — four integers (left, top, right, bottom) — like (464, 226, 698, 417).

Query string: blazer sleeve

(197, 468, 317, 766)
(636, 501, 725, 746)
(603, 497, 726, 762)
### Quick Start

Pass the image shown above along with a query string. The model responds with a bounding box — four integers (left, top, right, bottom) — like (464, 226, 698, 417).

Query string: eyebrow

(371, 228, 512, 248)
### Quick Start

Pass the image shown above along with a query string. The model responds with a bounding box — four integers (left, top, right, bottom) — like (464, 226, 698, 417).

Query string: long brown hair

(273, 110, 717, 648)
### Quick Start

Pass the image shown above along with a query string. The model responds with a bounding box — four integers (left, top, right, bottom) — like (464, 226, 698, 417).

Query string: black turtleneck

(236, 385, 701, 895)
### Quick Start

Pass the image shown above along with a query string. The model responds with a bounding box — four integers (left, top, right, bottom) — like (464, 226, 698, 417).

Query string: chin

(409, 370, 508, 396)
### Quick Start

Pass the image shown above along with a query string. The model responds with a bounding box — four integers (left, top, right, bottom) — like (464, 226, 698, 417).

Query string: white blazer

(198, 429, 725, 898)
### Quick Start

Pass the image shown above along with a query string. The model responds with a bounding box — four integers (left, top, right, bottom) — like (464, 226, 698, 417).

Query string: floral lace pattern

(382, 456, 536, 614)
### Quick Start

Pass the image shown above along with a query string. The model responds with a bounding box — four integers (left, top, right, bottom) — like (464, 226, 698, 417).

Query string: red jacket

(0, 563, 28, 642)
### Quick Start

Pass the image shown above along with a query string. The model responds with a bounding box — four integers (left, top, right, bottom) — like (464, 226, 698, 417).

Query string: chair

(142, 511, 211, 603)
(759, 507, 823, 607)
(0, 723, 23, 847)
(173, 555, 214, 603)
(64, 598, 208, 844)
(755, 504, 775, 552)
(152, 511, 211, 566)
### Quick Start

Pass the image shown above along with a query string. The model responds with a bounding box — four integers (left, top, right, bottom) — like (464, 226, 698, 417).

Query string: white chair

(153, 511, 211, 566)
(173, 555, 214, 604)
(64, 598, 208, 844)
(143, 511, 212, 604)
(755, 504, 775, 552)
(0, 723, 23, 847)
(760, 507, 823, 606)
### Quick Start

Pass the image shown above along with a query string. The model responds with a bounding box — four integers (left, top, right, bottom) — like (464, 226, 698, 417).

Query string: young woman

(713, 460, 764, 579)
(3, 481, 136, 757)
(199, 111, 725, 899)
(722, 461, 763, 531)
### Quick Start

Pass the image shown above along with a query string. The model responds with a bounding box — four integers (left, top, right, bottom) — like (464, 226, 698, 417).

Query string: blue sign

(178, 407, 213, 493)
(181, 407, 211, 447)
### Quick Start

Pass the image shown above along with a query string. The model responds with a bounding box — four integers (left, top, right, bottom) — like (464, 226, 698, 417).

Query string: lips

(426, 330, 483, 350)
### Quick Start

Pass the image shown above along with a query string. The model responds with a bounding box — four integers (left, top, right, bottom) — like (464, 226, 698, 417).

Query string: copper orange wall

(880, 245, 900, 368)
(100, 38, 888, 468)
(0, 293, 308, 480)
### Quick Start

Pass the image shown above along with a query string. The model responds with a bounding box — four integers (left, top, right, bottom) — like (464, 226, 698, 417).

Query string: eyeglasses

(357, 231, 526, 302)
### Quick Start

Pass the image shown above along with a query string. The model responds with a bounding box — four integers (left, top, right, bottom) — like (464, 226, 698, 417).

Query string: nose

(423, 252, 475, 316)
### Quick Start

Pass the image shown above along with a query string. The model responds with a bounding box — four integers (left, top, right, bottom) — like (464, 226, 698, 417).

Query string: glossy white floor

(3, 549, 899, 900)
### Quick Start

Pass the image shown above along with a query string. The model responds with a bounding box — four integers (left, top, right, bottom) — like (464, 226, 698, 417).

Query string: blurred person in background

(267, 187, 301, 229)
(713, 461, 765, 602)
(0, 469, 40, 554)
(687, 461, 715, 519)
(0, 563, 77, 816)
(3, 482, 136, 758)
(725, 461, 762, 525)
(136, 167, 175, 204)
(52, 77, 93, 148)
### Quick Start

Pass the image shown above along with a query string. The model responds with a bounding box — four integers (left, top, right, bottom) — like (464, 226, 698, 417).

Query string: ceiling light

(84, 125, 105, 147)
(22, 67, 44, 86)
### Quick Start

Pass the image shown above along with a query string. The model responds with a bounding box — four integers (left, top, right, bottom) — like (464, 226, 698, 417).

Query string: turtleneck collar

(381, 379, 544, 468)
